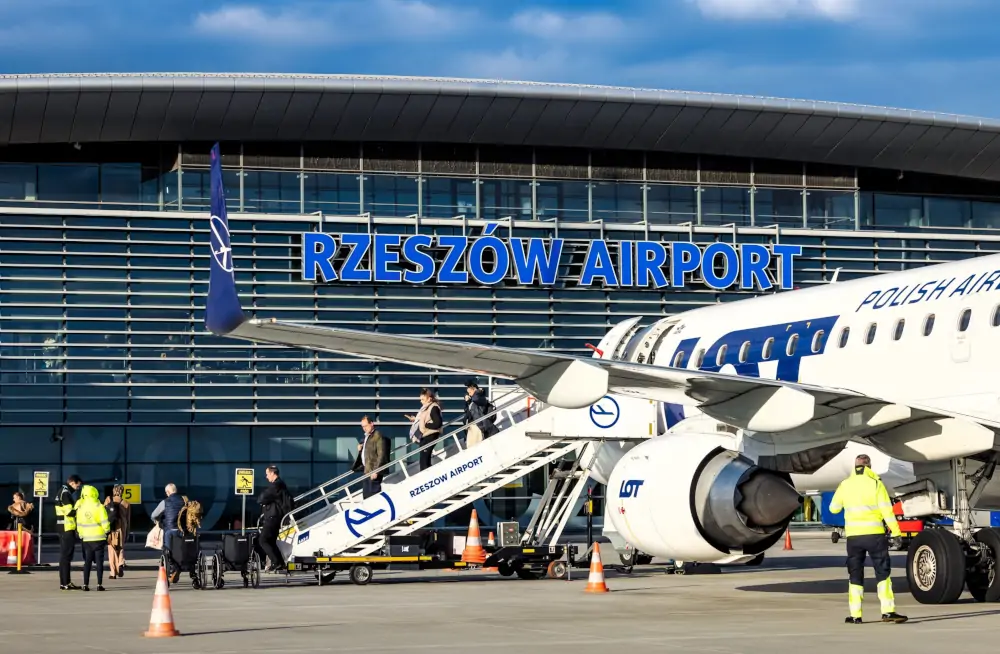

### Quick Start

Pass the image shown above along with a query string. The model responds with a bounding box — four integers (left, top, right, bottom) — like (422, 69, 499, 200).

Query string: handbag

(145, 523, 163, 550)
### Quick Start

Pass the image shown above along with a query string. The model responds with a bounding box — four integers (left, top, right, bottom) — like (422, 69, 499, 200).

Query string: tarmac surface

(4, 532, 1000, 654)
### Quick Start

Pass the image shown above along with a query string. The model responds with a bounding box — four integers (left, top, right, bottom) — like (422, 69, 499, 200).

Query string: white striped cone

(5, 538, 17, 566)
(584, 542, 609, 593)
(144, 564, 180, 637)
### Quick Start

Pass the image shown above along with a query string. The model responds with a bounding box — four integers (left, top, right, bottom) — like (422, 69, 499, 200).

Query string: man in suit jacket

(353, 415, 390, 499)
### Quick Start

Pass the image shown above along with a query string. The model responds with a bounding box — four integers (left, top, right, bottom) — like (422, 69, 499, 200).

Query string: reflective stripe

(877, 579, 895, 613)
(848, 583, 864, 619)
(845, 505, 879, 514)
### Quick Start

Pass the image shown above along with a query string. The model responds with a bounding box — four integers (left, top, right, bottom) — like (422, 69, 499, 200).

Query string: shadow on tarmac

(737, 576, 911, 594)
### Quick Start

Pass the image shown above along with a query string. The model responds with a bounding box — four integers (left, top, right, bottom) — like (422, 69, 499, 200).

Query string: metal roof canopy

(2, 73, 1000, 181)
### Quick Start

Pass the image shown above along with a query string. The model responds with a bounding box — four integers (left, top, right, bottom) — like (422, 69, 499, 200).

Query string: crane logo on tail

(210, 215, 234, 274)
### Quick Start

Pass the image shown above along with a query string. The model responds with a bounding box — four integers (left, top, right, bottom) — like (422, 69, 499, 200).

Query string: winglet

(204, 143, 247, 335)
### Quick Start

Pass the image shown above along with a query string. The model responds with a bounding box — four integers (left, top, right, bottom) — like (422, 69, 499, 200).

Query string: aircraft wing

(202, 144, 999, 463)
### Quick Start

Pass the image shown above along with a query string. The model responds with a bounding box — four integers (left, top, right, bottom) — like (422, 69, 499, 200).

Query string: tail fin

(205, 143, 246, 335)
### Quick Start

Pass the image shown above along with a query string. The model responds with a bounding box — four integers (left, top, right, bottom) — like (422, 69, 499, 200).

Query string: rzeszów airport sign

(300, 223, 801, 291)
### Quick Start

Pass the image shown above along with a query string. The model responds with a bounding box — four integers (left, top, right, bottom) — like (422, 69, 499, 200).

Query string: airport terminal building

(5, 73, 1000, 531)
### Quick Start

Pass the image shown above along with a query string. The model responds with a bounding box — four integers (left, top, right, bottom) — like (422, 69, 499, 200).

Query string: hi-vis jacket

(829, 467, 902, 538)
(73, 486, 111, 543)
(55, 483, 77, 532)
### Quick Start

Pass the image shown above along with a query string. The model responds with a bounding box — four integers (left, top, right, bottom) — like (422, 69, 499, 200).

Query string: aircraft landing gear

(904, 455, 1000, 605)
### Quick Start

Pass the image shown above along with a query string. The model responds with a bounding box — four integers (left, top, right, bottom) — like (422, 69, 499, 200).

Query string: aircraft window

(865, 323, 877, 344)
(923, 314, 935, 336)
(786, 334, 799, 356)
(838, 327, 850, 348)
(762, 337, 774, 360)
(693, 349, 705, 368)
(716, 344, 728, 367)
(811, 330, 825, 353)
(738, 341, 750, 363)
(959, 308, 972, 333)
(993, 306, 1000, 327)
(893, 319, 905, 341)
(673, 351, 685, 367)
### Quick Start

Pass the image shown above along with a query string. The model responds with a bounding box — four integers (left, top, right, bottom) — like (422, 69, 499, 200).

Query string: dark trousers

(82, 541, 105, 587)
(418, 435, 436, 471)
(58, 530, 77, 586)
(362, 476, 383, 499)
(258, 518, 283, 569)
(846, 534, 891, 585)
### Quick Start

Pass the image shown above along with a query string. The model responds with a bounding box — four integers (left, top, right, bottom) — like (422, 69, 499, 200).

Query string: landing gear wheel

(349, 564, 373, 586)
(967, 528, 1000, 602)
(546, 560, 568, 579)
(745, 553, 765, 567)
(497, 562, 515, 577)
(906, 530, 966, 604)
(248, 554, 261, 589)
(516, 569, 538, 580)
(636, 554, 653, 566)
(619, 549, 636, 567)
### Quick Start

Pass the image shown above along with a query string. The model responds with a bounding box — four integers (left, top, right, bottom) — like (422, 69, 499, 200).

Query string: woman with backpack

(104, 485, 131, 579)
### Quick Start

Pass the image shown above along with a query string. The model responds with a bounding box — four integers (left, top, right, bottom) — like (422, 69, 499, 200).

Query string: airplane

(202, 144, 1000, 605)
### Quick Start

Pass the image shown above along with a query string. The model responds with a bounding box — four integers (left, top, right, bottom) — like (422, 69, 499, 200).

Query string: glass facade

(5, 141, 1000, 532)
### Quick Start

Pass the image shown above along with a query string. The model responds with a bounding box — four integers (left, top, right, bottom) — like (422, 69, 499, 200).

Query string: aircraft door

(950, 307, 972, 364)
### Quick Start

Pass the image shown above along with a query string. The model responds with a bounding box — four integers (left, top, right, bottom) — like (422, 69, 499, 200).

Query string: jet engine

(606, 433, 803, 561)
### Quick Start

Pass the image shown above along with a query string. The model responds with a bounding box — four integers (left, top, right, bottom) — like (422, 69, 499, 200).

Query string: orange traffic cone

(584, 542, 610, 593)
(143, 563, 180, 638)
(487, 531, 496, 548)
(783, 529, 793, 551)
(461, 509, 487, 565)
(5, 538, 17, 567)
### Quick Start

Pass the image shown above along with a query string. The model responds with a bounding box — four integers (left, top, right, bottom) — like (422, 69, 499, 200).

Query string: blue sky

(3, 0, 1000, 116)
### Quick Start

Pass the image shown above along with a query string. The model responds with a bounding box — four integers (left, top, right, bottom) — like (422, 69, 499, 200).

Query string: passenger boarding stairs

(278, 390, 657, 561)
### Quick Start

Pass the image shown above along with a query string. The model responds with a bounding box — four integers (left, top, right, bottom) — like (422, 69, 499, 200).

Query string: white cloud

(690, 0, 861, 21)
(192, 5, 317, 42)
(511, 9, 629, 42)
(191, 1, 476, 45)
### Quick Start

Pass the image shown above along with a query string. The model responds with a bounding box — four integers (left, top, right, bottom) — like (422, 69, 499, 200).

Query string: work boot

(844, 617, 862, 624)
(881, 612, 908, 623)
(97, 585, 106, 592)
(82, 586, 90, 592)
(64, 582, 81, 591)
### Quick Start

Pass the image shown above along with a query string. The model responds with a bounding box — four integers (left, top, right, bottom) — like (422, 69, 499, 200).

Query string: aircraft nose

(737, 471, 803, 528)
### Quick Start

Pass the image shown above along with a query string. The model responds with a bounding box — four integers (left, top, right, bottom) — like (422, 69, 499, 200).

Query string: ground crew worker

(55, 474, 83, 591)
(829, 454, 908, 624)
(74, 485, 111, 591)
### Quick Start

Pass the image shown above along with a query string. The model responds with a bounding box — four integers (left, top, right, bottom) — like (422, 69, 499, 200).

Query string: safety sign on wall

(121, 484, 141, 503)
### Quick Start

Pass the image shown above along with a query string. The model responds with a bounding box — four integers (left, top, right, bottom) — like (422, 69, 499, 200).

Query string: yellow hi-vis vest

(55, 487, 76, 531)
(829, 467, 902, 538)
(74, 486, 111, 543)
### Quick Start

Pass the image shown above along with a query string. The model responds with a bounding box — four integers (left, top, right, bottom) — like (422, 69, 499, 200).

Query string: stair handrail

(280, 387, 545, 532)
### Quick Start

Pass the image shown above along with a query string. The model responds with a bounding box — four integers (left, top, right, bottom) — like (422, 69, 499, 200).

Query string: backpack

(105, 500, 120, 530)
(279, 490, 296, 518)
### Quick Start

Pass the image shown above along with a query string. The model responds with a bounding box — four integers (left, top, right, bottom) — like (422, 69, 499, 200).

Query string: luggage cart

(202, 532, 262, 590)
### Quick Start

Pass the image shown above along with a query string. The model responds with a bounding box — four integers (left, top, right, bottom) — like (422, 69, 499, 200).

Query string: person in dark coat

(463, 380, 497, 447)
(256, 466, 289, 572)
(353, 415, 390, 498)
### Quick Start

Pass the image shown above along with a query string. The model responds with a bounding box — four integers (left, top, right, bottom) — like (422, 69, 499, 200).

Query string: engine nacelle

(606, 433, 803, 561)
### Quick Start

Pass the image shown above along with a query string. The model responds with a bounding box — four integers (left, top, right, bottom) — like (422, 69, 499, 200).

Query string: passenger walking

(55, 474, 83, 591)
(104, 485, 131, 579)
(463, 380, 496, 448)
(256, 466, 290, 572)
(829, 453, 908, 624)
(7, 491, 34, 531)
(409, 388, 442, 472)
(74, 485, 111, 591)
(150, 483, 186, 550)
(353, 415, 390, 498)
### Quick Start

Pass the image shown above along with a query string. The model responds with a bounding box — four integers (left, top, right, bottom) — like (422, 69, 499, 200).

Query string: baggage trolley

(203, 532, 262, 589)
(162, 531, 206, 589)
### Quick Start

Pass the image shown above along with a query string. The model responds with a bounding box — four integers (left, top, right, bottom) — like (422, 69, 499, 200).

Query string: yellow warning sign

(121, 484, 141, 504)
(235, 468, 255, 495)
(33, 471, 49, 498)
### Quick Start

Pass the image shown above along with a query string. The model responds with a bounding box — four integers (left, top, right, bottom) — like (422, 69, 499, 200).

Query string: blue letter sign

(300, 224, 799, 291)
